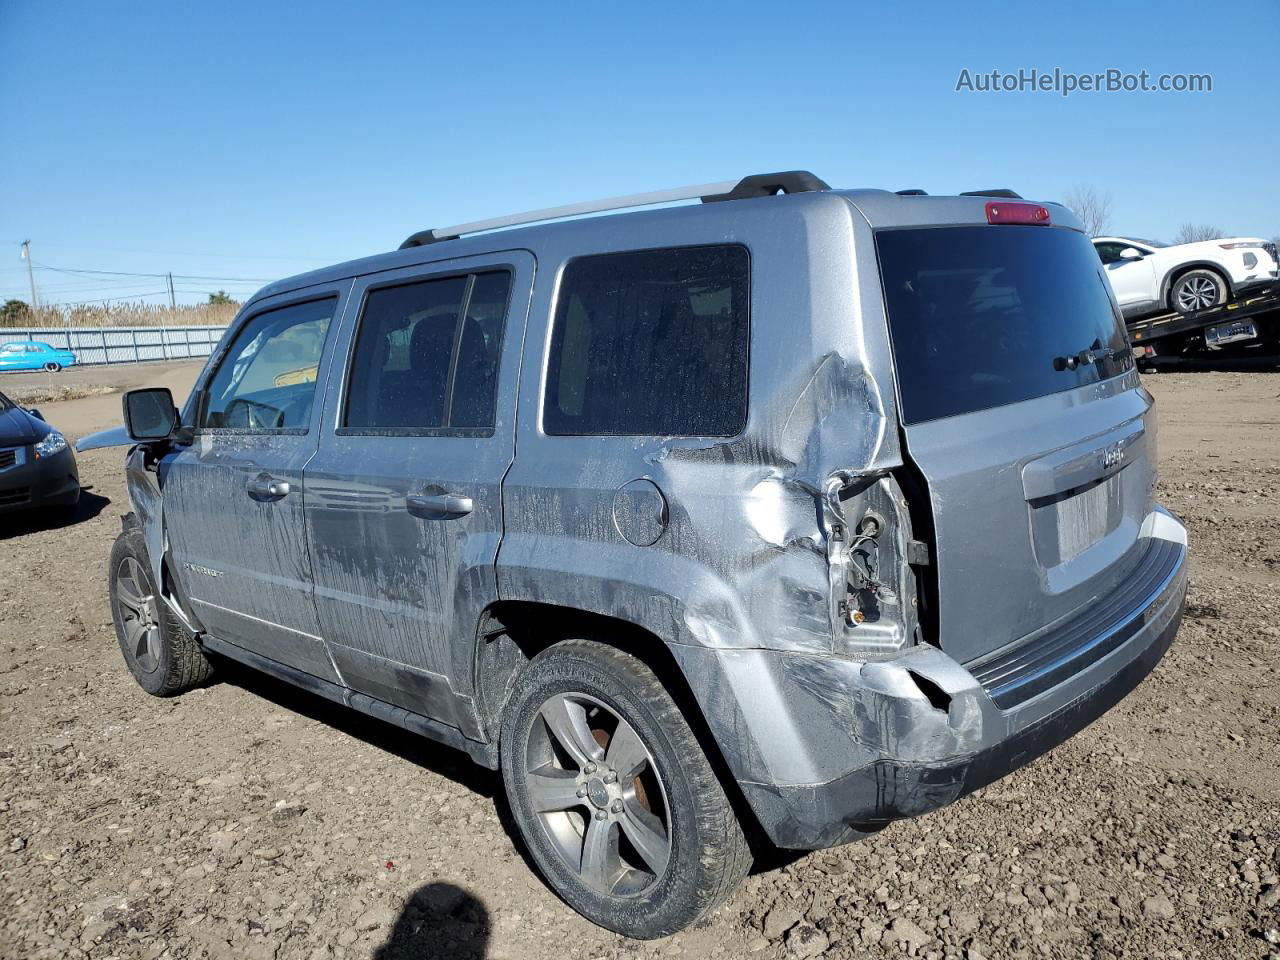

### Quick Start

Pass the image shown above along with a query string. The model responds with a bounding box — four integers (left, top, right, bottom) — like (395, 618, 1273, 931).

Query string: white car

(1092, 235, 1279, 319)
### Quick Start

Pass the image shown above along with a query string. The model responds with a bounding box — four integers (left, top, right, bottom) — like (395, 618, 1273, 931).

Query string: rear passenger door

(305, 252, 533, 732)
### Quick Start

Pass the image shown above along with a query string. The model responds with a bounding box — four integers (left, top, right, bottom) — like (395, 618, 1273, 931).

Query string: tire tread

(502, 638, 751, 937)
(110, 521, 213, 696)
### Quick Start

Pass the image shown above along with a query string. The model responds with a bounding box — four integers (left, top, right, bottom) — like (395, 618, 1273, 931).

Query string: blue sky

(2, 0, 1276, 307)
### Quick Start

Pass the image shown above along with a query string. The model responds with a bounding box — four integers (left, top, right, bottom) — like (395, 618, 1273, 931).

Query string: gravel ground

(1, 364, 1278, 960)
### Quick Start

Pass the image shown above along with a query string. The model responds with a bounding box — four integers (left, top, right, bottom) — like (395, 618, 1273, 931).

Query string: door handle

(406, 492, 473, 520)
(246, 474, 291, 502)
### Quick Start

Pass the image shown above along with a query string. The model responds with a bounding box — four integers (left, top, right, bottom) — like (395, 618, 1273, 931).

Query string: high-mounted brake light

(985, 201, 1051, 225)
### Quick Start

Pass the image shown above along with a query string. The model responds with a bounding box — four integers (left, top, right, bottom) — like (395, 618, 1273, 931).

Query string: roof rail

(700, 170, 830, 203)
(960, 188, 1023, 199)
(398, 170, 830, 249)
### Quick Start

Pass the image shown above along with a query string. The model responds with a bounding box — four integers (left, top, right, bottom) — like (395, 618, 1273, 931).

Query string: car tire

(1169, 269, 1228, 315)
(43, 362, 61, 372)
(499, 639, 751, 938)
(109, 522, 214, 696)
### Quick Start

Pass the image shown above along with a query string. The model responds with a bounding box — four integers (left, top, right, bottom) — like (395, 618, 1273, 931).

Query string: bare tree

(1063, 185, 1112, 237)
(1173, 223, 1225, 244)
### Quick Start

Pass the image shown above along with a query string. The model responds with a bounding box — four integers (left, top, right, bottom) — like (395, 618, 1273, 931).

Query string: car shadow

(372, 883, 489, 959)
(0, 488, 110, 539)
(210, 656, 840, 891)
(212, 658, 499, 799)
(209, 658, 578, 914)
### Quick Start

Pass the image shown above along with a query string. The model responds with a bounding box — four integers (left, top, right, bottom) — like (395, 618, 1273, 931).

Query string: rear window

(877, 226, 1131, 424)
(544, 245, 749, 436)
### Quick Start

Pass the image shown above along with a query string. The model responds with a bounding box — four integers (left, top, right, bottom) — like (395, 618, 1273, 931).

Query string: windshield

(1128, 237, 1169, 248)
(877, 225, 1131, 424)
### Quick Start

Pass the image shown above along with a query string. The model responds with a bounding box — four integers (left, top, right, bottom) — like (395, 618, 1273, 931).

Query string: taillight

(985, 201, 1051, 225)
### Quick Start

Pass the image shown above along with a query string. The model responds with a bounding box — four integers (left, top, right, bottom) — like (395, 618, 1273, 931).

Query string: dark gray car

(98, 172, 1188, 938)
(0, 390, 80, 514)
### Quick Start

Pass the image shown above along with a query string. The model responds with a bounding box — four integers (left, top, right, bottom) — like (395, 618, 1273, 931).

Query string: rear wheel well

(472, 600, 771, 851)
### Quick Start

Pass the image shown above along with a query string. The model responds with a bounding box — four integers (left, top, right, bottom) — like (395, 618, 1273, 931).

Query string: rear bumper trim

(967, 535, 1185, 708)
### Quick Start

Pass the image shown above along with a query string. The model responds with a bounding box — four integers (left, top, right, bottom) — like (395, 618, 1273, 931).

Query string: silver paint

(119, 188, 1188, 849)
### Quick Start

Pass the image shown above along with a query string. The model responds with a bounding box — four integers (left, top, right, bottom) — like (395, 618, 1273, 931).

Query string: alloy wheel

(525, 692, 672, 897)
(114, 556, 161, 673)
(1176, 276, 1220, 312)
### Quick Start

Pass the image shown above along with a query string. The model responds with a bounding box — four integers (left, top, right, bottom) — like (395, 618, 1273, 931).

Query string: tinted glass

(344, 276, 468, 430)
(343, 270, 510, 432)
(450, 271, 510, 429)
(544, 245, 749, 436)
(877, 226, 1131, 425)
(200, 297, 334, 430)
(1093, 242, 1124, 264)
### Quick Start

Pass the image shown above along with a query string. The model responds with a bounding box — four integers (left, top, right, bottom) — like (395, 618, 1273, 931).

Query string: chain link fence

(0, 325, 228, 366)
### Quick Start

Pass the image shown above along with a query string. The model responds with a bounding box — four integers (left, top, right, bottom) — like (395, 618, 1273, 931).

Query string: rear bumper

(676, 507, 1188, 850)
(0, 445, 80, 512)
(746, 588, 1182, 848)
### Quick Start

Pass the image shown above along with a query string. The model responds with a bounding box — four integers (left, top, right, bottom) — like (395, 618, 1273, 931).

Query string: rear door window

(543, 245, 749, 436)
(342, 269, 511, 434)
(876, 226, 1131, 425)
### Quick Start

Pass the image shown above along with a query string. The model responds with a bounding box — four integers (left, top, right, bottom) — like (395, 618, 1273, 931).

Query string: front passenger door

(164, 285, 348, 681)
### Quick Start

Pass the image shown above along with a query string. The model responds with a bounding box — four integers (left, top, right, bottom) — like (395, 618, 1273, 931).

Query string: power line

(50, 292, 172, 306)
(33, 262, 276, 282)
(28, 242, 343, 263)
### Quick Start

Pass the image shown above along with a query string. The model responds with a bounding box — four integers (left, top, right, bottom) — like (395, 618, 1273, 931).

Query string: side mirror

(27, 407, 44, 421)
(123, 388, 179, 441)
(1119, 247, 1144, 261)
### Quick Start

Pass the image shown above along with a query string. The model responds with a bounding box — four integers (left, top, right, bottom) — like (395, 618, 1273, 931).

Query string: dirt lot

(2, 361, 1278, 960)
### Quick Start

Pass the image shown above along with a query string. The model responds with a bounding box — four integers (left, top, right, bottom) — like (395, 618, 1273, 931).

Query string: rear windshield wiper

(1053, 341, 1129, 372)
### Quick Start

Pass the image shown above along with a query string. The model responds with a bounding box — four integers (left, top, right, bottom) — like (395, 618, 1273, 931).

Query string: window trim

(540, 242, 752, 439)
(335, 265, 514, 439)
(192, 293, 339, 437)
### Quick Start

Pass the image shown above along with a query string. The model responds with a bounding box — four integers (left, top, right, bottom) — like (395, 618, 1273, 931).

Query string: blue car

(0, 340, 78, 373)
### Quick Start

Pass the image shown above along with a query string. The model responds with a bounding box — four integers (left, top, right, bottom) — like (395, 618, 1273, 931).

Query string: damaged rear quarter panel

(497, 194, 917, 789)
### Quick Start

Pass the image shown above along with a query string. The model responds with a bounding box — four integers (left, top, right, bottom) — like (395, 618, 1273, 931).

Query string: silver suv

(106, 172, 1188, 938)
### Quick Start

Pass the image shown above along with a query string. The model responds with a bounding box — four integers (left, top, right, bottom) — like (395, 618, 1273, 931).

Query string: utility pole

(20, 240, 38, 308)
(167, 272, 176, 309)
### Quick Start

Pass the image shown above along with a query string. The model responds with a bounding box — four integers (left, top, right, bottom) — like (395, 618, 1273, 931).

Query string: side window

(343, 269, 510, 433)
(199, 297, 335, 431)
(1094, 243, 1123, 265)
(543, 245, 750, 437)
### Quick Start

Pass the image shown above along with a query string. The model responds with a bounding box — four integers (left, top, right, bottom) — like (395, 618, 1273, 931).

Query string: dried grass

(6, 384, 117, 405)
(6, 301, 237, 329)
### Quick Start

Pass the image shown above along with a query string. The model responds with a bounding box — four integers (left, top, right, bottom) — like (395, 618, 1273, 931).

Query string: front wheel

(1170, 269, 1227, 315)
(109, 524, 214, 696)
(500, 640, 751, 938)
(43, 361, 61, 373)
